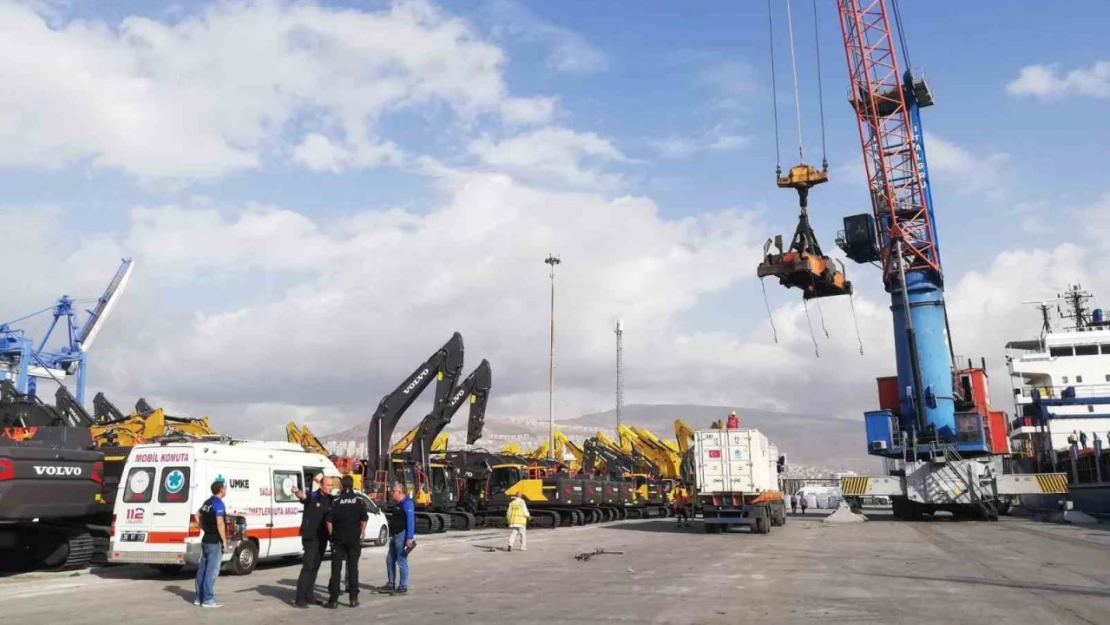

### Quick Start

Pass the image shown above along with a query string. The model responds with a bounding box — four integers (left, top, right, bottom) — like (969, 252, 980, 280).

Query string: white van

(107, 439, 383, 575)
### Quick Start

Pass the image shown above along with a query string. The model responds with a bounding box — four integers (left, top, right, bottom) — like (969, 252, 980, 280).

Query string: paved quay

(3, 509, 1109, 625)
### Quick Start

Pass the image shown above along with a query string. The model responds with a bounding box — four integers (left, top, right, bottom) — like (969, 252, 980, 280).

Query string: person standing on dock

(727, 411, 739, 429)
(293, 475, 334, 608)
(507, 492, 531, 551)
(1080, 431, 1089, 450)
(194, 480, 228, 608)
(327, 475, 367, 609)
(799, 494, 808, 514)
(381, 483, 415, 595)
(790, 494, 798, 514)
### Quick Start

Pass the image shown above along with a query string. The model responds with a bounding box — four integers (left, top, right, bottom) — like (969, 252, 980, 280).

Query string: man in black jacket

(294, 475, 334, 608)
(327, 476, 368, 608)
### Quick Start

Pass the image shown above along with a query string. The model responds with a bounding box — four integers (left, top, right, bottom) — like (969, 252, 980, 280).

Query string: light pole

(545, 254, 561, 461)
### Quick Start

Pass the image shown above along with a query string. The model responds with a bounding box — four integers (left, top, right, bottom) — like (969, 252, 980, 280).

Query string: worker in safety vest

(673, 483, 691, 528)
(726, 411, 739, 429)
(506, 493, 531, 552)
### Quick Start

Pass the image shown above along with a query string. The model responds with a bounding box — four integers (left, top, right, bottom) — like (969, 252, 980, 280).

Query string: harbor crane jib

(0, 258, 134, 405)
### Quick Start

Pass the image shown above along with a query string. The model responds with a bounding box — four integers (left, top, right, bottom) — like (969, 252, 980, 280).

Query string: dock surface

(3, 509, 1108, 624)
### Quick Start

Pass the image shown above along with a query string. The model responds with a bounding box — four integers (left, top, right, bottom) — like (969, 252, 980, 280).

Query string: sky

(1, 0, 1108, 442)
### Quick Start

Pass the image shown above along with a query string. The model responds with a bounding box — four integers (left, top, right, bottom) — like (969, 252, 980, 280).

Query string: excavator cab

(757, 163, 852, 300)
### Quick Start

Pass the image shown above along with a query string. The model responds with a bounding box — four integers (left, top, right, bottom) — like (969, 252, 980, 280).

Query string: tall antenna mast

(615, 319, 624, 429)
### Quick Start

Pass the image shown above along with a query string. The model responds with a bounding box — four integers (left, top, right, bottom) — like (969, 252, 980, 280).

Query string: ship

(1006, 285, 1110, 515)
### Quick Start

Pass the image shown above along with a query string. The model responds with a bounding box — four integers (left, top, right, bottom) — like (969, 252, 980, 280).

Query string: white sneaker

(519, 547, 528, 551)
(193, 600, 201, 607)
(201, 602, 223, 608)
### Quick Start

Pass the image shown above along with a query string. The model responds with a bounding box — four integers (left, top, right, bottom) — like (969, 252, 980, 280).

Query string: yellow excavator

(620, 425, 682, 504)
(499, 442, 522, 455)
(552, 429, 585, 473)
(91, 394, 218, 447)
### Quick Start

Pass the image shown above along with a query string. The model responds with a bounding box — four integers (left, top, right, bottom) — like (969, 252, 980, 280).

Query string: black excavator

(406, 358, 492, 532)
(448, 450, 595, 529)
(364, 333, 465, 534)
(0, 382, 120, 570)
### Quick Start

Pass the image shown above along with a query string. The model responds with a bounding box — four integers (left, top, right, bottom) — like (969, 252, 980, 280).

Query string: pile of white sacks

(822, 501, 869, 524)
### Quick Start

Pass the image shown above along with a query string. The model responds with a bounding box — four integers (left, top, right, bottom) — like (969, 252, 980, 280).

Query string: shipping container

(692, 429, 785, 535)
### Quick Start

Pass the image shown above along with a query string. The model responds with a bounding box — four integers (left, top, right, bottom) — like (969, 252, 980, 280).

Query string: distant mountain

(321, 403, 877, 473)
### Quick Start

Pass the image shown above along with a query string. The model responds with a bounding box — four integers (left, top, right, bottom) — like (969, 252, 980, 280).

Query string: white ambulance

(108, 439, 350, 575)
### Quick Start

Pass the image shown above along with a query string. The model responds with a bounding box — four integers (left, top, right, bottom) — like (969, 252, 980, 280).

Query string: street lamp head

(544, 254, 561, 267)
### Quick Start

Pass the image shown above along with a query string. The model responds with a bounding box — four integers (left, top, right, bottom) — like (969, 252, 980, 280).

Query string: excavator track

(414, 513, 435, 534)
(448, 511, 476, 531)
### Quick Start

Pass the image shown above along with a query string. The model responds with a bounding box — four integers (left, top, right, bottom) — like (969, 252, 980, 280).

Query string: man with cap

(293, 475, 334, 608)
(726, 411, 739, 429)
(327, 476, 368, 608)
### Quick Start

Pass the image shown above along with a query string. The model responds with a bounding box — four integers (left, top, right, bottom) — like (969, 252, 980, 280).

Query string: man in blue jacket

(380, 482, 415, 595)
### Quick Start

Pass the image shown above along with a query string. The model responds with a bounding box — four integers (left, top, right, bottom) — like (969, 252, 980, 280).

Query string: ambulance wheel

(376, 526, 389, 547)
(230, 541, 258, 576)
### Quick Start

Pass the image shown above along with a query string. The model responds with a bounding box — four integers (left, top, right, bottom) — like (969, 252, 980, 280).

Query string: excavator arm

(410, 359, 491, 470)
(390, 424, 421, 455)
(366, 332, 465, 476)
(300, 425, 330, 456)
(552, 429, 584, 472)
(674, 420, 695, 454)
(92, 392, 126, 424)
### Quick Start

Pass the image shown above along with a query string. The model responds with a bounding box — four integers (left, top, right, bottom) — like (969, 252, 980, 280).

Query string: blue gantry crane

(0, 259, 134, 405)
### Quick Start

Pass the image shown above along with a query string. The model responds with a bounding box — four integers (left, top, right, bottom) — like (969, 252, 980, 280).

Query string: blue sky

(0, 0, 1107, 439)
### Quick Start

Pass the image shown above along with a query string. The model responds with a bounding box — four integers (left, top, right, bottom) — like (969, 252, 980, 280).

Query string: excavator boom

(410, 359, 491, 469)
(366, 333, 465, 476)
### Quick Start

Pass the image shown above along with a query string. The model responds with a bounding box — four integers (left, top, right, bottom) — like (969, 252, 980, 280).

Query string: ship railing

(1032, 383, 1110, 401)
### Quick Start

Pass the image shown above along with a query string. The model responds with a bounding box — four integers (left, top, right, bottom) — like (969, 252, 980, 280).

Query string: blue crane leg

(890, 270, 955, 441)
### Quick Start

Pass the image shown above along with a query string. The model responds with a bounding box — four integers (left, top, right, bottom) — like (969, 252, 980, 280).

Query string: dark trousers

(329, 541, 361, 601)
(296, 539, 327, 603)
(676, 508, 689, 524)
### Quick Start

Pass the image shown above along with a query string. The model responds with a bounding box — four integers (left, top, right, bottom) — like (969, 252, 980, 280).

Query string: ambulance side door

(268, 467, 305, 557)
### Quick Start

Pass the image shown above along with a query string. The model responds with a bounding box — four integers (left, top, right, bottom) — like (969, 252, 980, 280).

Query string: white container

(693, 429, 779, 495)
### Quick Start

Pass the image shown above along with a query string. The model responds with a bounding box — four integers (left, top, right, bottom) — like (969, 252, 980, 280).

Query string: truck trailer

(691, 429, 786, 534)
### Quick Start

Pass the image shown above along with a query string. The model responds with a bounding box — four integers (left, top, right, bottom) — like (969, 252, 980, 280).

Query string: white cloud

(699, 61, 758, 110)
(500, 96, 558, 126)
(650, 131, 750, 159)
(1007, 60, 1110, 101)
(468, 127, 626, 190)
(548, 33, 607, 74)
(485, 0, 607, 75)
(7, 182, 1110, 451)
(291, 134, 404, 173)
(923, 133, 1009, 199)
(0, 0, 525, 179)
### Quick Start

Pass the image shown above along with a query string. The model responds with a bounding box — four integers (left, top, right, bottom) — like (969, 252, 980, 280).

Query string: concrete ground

(2, 508, 1109, 625)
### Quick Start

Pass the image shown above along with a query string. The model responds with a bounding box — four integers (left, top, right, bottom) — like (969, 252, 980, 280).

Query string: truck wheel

(230, 540, 258, 576)
(755, 516, 771, 534)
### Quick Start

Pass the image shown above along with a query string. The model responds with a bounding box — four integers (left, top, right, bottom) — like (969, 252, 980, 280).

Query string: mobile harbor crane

(820, 1, 1068, 517)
